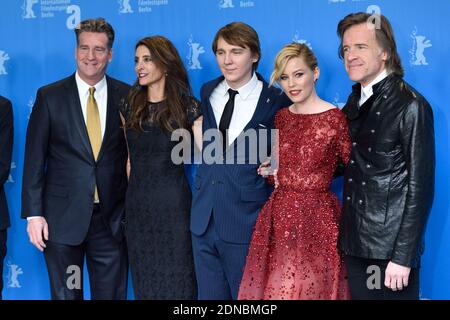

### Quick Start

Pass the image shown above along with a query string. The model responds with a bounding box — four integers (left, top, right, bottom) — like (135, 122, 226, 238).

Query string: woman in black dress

(120, 36, 202, 299)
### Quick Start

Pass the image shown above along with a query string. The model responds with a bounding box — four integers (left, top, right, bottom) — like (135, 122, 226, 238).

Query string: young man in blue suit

(190, 22, 290, 299)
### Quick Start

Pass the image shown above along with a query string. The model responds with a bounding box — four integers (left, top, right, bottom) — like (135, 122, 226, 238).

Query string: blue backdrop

(0, 0, 448, 299)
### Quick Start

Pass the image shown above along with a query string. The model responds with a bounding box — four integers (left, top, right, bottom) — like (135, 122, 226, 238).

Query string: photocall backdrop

(0, 0, 448, 299)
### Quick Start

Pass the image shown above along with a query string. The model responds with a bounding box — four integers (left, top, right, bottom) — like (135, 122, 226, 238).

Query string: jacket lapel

(96, 76, 117, 162)
(65, 75, 94, 161)
(242, 79, 272, 132)
(204, 98, 218, 130)
(202, 77, 223, 130)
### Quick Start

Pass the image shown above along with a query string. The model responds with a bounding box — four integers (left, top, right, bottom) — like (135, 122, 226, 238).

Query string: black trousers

(0, 229, 6, 300)
(44, 205, 128, 300)
(344, 255, 420, 300)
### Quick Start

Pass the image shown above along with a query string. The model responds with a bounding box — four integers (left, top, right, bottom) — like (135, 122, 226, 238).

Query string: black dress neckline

(147, 100, 165, 105)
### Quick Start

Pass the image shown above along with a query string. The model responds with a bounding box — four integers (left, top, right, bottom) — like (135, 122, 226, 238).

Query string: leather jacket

(338, 74, 435, 268)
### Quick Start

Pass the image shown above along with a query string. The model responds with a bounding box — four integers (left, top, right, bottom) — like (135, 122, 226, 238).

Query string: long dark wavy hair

(125, 36, 193, 132)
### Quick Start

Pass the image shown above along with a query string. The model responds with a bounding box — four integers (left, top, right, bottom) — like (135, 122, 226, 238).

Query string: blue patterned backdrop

(0, 0, 448, 299)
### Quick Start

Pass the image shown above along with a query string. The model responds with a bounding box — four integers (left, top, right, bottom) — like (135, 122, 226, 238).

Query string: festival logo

(187, 35, 205, 70)
(219, 0, 255, 9)
(333, 93, 346, 109)
(22, 0, 39, 19)
(410, 27, 432, 66)
(292, 31, 312, 49)
(219, 0, 234, 9)
(118, 0, 134, 14)
(6, 261, 24, 289)
(0, 50, 10, 75)
(7, 162, 16, 184)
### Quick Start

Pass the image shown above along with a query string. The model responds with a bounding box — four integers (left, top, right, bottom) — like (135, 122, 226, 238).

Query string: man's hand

(193, 115, 203, 152)
(257, 158, 279, 188)
(27, 217, 49, 252)
(384, 261, 411, 291)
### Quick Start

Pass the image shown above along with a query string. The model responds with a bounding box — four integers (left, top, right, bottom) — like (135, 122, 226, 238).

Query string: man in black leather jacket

(336, 12, 435, 299)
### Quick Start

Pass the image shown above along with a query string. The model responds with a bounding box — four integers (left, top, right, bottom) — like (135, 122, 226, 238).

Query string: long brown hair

(126, 36, 192, 132)
(337, 12, 404, 77)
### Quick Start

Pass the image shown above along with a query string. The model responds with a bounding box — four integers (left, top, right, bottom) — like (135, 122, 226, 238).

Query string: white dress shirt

(210, 73, 263, 145)
(359, 69, 389, 107)
(75, 72, 108, 139)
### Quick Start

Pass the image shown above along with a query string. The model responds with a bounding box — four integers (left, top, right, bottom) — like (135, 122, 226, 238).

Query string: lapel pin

(266, 98, 270, 103)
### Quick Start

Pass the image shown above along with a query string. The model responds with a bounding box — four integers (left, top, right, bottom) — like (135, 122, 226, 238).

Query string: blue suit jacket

(190, 73, 290, 244)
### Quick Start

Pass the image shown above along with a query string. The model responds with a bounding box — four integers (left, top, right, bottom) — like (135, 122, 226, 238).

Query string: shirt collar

(75, 72, 107, 97)
(360, 69, 389, 99)
(219, 72, 258, 101)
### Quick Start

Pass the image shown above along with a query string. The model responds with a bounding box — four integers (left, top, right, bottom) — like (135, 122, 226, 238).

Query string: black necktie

(219, 88, 239, 148)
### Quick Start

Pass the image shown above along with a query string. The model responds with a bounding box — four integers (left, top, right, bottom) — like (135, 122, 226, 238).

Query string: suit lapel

(65, 75, 94, 161)
(204, 97, 218, 130)
(203, 77, 222, 130)
(242, 82, 272, 132)
(97, 76, 117, 162)
(227, 84, 273, 151)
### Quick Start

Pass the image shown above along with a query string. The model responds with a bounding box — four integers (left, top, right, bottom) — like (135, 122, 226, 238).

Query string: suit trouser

(0, 229, 6, 300)
(191, 215, 250, 300)
(43, 204, 128, 300)
(344, 255, 420, 300)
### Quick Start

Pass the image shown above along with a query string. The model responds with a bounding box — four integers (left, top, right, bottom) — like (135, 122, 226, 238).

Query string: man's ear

(252, 53, 259, 64)
(108, 48, 113, 63)
(381, 49, 388, 62)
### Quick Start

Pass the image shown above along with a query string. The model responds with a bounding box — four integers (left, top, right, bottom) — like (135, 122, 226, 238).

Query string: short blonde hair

(270, 43, 318, 86)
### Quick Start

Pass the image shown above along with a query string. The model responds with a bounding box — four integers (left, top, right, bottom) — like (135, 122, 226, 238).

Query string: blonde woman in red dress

(238, 43, 351, 300)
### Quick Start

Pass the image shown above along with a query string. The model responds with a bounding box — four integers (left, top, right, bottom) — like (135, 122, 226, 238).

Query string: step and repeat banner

(0, 0, 448, 299)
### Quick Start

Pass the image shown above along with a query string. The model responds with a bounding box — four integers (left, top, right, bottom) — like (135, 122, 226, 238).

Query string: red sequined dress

(238, 107, 352, 300)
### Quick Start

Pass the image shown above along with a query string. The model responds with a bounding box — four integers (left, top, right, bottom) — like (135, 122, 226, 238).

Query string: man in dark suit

(190, 22, 290, 299)
(22, 18, 129, 300)
(0, 95, 13, 300)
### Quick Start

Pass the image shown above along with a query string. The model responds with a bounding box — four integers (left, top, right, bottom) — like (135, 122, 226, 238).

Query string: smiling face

(134, 45, 165, 89)
(342, 23, 387, 86)
(279, 56, 318, 104)
(215, 37, 258, 89)
(75, 32, 112, 86)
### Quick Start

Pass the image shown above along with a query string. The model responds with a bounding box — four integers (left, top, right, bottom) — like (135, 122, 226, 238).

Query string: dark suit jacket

(21, 74, 130, 245)
(0, 96, 13, 230)
(190, 73, 290, 244)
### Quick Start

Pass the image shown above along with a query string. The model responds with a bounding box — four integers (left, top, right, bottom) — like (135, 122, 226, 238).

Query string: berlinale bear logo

(118, 0, 133, 14)
(22, 0, 39, 19)
(6, 261, 24, 288)
(0, 50, 9, 75)
(410, 27, 432, 66)
(187, 36, 205, 70)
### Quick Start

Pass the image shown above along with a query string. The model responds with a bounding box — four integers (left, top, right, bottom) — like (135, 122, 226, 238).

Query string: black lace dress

(121, 100, 201, 299)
